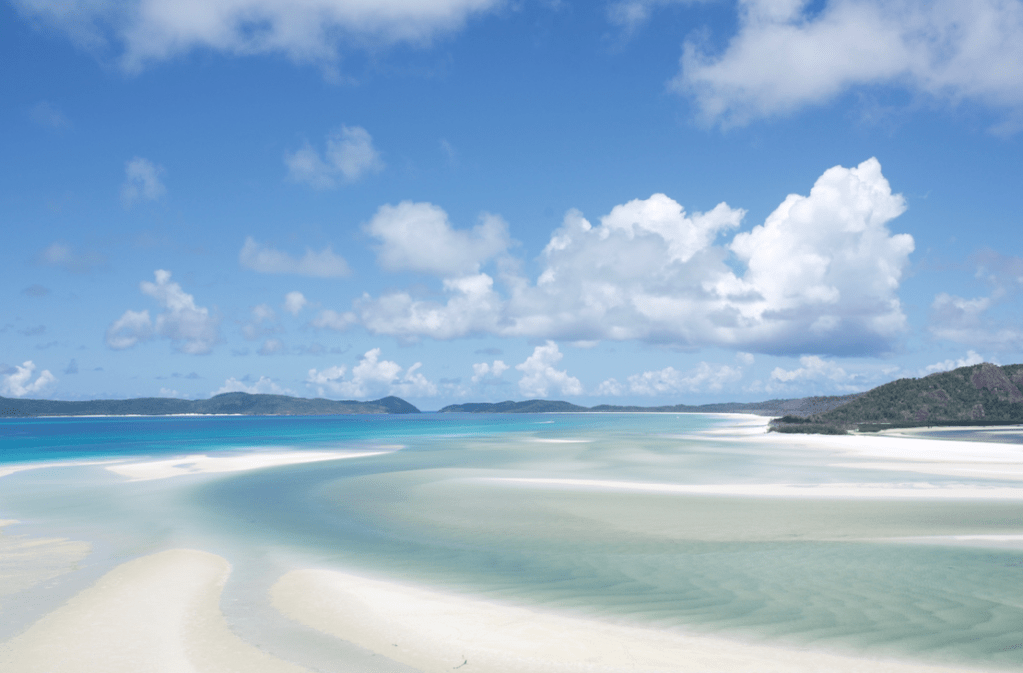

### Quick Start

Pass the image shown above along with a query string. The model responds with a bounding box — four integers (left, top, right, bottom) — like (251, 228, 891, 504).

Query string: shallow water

(1, 413, 1022, 670)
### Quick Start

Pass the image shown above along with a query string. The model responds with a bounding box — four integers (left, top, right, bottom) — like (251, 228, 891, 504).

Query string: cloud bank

(353, 158, 913, 356)
(14, 0, 501, 72)
(674, 0, 1023, 128)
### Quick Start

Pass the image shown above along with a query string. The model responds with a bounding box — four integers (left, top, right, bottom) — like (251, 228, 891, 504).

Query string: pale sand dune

(0, 549, 310, 673)
(481, 477, 1023, 499)
(106, 449, 393, 481)
(271, 568, 982, 673)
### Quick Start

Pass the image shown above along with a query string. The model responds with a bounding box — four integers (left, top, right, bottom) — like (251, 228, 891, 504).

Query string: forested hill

(817, 363, 1023, 426)
(773, 363, 1023, 433)
(439, 395, 860, 416)
(0, 393, 419, 417)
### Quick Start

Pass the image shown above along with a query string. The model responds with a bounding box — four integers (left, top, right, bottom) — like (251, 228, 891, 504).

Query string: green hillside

(773, 362, 1023, 433)
(0, 393, 419, 417)
(438, 394, 859, 416)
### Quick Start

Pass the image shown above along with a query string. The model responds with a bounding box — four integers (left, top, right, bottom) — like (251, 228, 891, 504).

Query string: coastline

(2, 413, 1022, 672)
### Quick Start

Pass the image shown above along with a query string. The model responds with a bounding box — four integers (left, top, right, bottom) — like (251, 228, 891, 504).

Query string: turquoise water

(2, 413, 1023, 670)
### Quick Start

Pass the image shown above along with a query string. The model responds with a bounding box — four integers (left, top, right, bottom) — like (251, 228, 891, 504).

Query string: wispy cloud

(286, 126, 384, 188)
(121, 157, 166, 208)
(239, 237, 351, 278)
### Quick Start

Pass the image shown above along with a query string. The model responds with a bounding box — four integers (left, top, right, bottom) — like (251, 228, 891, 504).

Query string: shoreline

(2, 414, 1022, 671)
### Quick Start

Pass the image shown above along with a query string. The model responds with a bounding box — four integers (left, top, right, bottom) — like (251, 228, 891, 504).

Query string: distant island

(0, 392, 420, 417)
(5, 363, 1022, 429)
(438, 395, 860, 416)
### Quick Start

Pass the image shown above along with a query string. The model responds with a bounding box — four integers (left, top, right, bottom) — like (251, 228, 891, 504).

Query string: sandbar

(0, 548, 309, 673)
(106, 449, 394, 481)
(271, 567, 984, 673)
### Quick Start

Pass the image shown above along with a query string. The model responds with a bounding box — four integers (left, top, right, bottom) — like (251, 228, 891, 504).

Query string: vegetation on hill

(0, 393, 419, 417)
(772, 363, 1023, 434)
(438, 394, 859, 416)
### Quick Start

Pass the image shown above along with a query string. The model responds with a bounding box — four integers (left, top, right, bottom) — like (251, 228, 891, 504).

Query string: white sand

(0, 459, 122, 479)
(481, 477, 1023, 499)
(0, 549, 310, 673)
(106, 450, 393, 481)
(271, 568, 983, 673)
(0, 520, 92, 608)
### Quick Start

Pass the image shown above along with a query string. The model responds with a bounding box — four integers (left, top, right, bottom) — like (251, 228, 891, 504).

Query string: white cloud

(625, 362, 744, 395)
(214, 376, 291, 395)
(355, 158, 913, 356)
(284, 291, 308, 315)
(239, 237, 351, 278)
(471, 359, 509, 383)
(311, 309, 358, 332)
(673, 0, 1023, 128)
(515, 342, 582, 398)
(770, 355, 849, 384)
(1, 361, 57, 398)
(306, 348, 436, 398)
(106, 270, 220, 354)
(121, 157, 165, 208)
(922, 350, 986, 376)
(106, 310, 153, 350)
(14, 0, 502, 73)
(242, 304, 280, 340)
(258, 338, 286, 356)
(286, 125, 384, 187)
(928, 251, 1023, 350)
(366, 201, 511, 276)
(735, 351, 755, 365)
(39, 241, 106, 273)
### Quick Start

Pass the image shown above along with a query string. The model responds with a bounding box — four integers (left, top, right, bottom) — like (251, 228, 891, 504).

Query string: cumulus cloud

(121, 157, 166, 207)
(673, 0, 1023, 128)
(306, 348, 436, 398)
(284, 291, 308, 315)
(13, 0, 501, 73)
(616, 361, 744, 396)
(922, 350, 986, 376)
(240, 237, 351, 277)
(1, 361, 57, 397)
(515, 341, 582, 398)
(38, 241, 106, 273)
(366, 201, 511, 276)
(354, 158, 913, 356)
(286, 126, 384, 187)
(471, 359, 509, 383)
(106, 270, 220, 354)
(214, 376, 291, 395)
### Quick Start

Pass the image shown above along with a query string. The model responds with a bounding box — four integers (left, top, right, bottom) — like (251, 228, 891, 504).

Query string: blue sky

(2, 0, 1022, 409)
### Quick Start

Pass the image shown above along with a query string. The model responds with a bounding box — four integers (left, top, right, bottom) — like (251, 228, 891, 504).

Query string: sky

(2, 0, 1022, 410)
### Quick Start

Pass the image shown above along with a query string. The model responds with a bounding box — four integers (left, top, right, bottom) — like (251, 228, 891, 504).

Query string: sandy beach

(2, 415, 1021, 672)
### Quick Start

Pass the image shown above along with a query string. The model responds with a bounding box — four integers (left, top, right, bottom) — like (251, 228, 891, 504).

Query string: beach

(1, 413, 1022, 672)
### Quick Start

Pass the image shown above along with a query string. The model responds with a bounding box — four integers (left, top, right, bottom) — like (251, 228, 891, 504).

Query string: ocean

(1, 413, 1022, 671)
